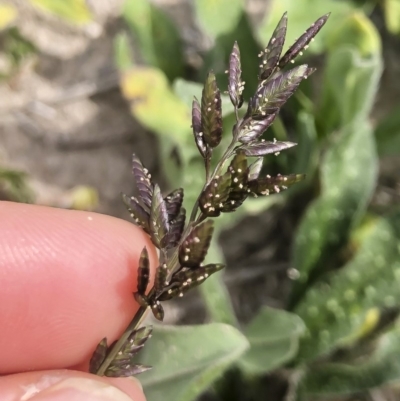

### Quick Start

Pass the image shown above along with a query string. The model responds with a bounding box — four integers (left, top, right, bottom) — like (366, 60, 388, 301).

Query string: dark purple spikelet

(247, 64, 311, 120)
(131, 154, 153, 212)
(179, 220, 214, 268)
(89, 338, 108, 374)
(222, 151, 248, 212)
(105, 364, 152, 377)
(201, 71, 223, 148)
(134, 292, 149, 308)
(159, 263, 225, 301)
(155, 263, 169, 294)
(238, 112, 278, 144)
(122, 194, 151, 235)
(228, 41, 244, 109)
(242, 140, 297, 157)
(149, 184, 170, 248)
(150, 299, 164, 321)
(104, 327, 153, 377)
(199, 172, 232, 217)
(247, 158, 264, 181)
(166, 207, 186, 249)
(248, 174, 305, 197)
(259, 12, 287, 81)
(279, 13, 330, 68)
(136, 247, 150, 295)
(192, 97, 208, 158)
(164, 188, 184, 221)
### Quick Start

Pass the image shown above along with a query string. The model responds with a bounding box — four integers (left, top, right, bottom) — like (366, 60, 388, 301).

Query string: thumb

(0, 370, 146, 401)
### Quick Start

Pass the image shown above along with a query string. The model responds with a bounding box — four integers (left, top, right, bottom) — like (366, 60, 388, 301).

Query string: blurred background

(1, 0, 400, 400)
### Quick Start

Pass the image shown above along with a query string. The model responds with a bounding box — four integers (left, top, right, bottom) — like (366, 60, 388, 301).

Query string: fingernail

(32, 377, 133, 401)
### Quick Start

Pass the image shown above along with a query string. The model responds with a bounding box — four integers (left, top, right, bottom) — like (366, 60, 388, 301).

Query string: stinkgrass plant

(89, 12, 330, 378)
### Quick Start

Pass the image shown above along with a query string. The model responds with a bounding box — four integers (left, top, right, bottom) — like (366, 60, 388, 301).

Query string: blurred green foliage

(0, 167, 34, 203)
(29, 0, 92, 24)
(115, 0, 400, 399)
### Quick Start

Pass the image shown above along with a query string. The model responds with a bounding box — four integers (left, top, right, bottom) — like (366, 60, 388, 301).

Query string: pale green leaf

(375, 105, 400, 156)
(194, 0, 243, 39)
(240, 307, 305, 374)
(291, 122, 378, 302)
(138, 324, 249, 401)
(200, 241, 238, 326)
(114, 32, 133, 72)
(123, 0, 184, 81)
(383, 0, 400, 35)
(318, 47, 382, 133)
(295, 210, 400, 362)
(302, 324, 400, 396)
(326, 12, 381, 57)
(257, 0, 354, 55)
(120, 67, 191, 143)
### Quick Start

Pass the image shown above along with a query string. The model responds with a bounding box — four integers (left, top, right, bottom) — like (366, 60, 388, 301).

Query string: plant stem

(96, 296, 151, 376)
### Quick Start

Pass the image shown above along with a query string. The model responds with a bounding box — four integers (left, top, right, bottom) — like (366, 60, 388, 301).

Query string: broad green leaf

(295, 210, 400, 362)
(0, 3, 17, 30)
(114, 32, 133, 72)
(240, 307, 305, 374)
(123, 0, 184, 81)
(257, 0, 355, 55)
(194, 0, 243, 39)
(293, 111, 318, 177)
(200, 241, 238, 326)
(318, 47, 382, 134)
(375, 105, 400, 156)
(138, 324, 249, 401)
(291, 122, 378, 303)
(301, 324, 400, 396)
(120, 67, 191, 143)
(326, 12, 381, 57)
(0, 167, 33, 203)
(383, 0, 400, 35)
(200, 13, 260, 101)
(29, 0, 92, 24)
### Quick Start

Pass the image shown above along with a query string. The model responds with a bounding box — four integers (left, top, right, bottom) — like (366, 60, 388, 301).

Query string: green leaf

(199, 240, 238, 326)
(114, 32, 133, 72)
(0, 167, 34, 203)
(200, 13, 260, 101)
(291, 121, 378, 304)
(123, 0, 184, 81)
(293, 111, 318, 177)
(239, 307, 305, 374)
(375, 105, 400, 156)
(138, 324, 249, 401)
(120, 67, 191, 143)
(194, 0, 243, 39)
(29, 0, 92, 24)
(295, 210, 400, 362)
(326, 12, 381, 57)
(383, 0, 400, 35)
(257, 0, 355, 55)
(318, 47, 382, 134)
(301, 324, 400, 396)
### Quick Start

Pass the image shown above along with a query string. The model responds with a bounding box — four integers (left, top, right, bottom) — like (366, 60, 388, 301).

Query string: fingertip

(0, 202, 158, 373)
(0, 370, 146, 401)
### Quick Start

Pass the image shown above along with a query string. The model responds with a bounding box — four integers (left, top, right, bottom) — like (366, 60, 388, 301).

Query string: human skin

(0, 202, 158, 400)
